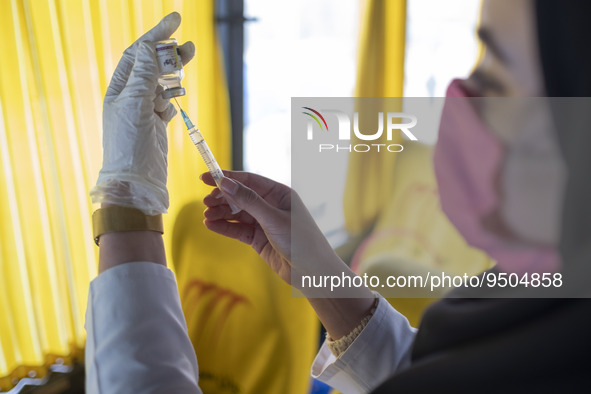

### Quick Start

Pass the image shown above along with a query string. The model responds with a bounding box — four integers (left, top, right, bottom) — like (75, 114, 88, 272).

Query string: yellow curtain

(0, 1, 231, 390)
(344, 0, 407, 234)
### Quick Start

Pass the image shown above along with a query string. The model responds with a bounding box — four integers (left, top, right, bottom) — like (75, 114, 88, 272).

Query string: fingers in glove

(155, 101, 177, 123)
(154, 86, 168, 111)
(119, 41, 159, 100)
(154, 86, 177, 122)
(106, 54, 136, 100)
(106, 12, 181, 98)
(178, 41, 196, 66)
(137, 11, 181, 43)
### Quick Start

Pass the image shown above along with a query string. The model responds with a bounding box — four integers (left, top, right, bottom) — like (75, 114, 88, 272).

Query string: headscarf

(373, 1, 591, 392)
(537, 0, 591, 293)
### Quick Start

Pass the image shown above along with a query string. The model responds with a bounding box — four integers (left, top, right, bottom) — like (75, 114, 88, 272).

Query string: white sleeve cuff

(311, 295, 417, 394)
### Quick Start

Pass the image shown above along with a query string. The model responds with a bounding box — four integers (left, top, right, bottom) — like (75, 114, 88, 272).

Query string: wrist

(92, 205, 163, 246)
(308, 295, 376, 340)
(92, 205, 166, 274)
(98, 231, 166, 274)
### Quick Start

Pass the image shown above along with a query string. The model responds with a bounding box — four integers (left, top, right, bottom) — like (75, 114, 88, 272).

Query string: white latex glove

(90, 12, 195, 215)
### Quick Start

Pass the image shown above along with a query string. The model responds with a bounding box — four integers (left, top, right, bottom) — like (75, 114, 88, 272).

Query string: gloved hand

(90, 12, 195, 215)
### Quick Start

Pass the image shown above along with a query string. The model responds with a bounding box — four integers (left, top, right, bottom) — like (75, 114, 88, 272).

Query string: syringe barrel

(188, 128, 241, 214)
(189, 129, 223, 181)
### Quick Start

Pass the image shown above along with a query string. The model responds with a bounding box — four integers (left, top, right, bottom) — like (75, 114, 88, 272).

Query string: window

(404, 0, 480, 143)
(243, 0, 360, 187)
(240, 0, 480, 241)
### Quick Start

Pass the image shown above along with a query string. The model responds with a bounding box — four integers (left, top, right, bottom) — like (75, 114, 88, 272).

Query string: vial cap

(161, 87, 186, 99)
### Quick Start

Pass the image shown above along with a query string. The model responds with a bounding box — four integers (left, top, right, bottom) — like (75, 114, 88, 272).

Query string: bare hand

(201, 171, 336, 287)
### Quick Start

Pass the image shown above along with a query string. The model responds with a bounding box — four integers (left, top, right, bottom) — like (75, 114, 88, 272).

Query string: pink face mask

(433, 79, 561, 275)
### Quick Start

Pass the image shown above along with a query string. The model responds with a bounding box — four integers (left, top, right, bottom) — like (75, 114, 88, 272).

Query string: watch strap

(92, 206, 163, 246)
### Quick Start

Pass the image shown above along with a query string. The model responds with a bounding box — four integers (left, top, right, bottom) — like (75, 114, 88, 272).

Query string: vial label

(155, 43, 182, 73)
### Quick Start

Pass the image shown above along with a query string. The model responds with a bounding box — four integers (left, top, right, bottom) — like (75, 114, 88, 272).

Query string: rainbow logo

(302, 107, 328, 131)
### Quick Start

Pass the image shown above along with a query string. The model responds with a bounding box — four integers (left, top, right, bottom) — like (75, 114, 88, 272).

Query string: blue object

(309, 378, 332, 394)
(180, 108, 195, 130)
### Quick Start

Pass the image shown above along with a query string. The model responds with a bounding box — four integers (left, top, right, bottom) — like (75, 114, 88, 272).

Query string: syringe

(178, 107, 241, 214)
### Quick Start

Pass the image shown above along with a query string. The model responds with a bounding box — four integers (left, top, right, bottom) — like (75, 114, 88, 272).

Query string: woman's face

(462, 0, 567, 247)
(464, 0, 544, 98)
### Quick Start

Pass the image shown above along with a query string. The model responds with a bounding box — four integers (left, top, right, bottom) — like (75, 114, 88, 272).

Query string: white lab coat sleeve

(85, 262, 202, 394)
(311, 296, 417, 394)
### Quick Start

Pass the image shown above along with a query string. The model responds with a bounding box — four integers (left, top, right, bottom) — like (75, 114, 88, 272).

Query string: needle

(171, 96, 242, 215)
(173, 96, 182, 111)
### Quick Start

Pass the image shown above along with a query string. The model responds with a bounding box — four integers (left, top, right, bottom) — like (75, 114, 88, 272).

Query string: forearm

(98, 231, 166, 273)
(303, 252, 375, 340)
(308, 296, 375, 339)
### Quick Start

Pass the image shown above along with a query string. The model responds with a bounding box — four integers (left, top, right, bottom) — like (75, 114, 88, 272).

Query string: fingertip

(154, 92, 175, 116)
(159, 102, 177, 122)
(220, 177, 239, 195)
(200, 172, 218, 186)
(203, 218, 217, 231)
(183, 40, 195, 52)
(146, 12, 181, 42)
(203, 218, 212, 229)
(163, 11, 181, 28)
(203, 191, 225, 209)
(178, 41, 196, 65)
(221, 169, 236, 178)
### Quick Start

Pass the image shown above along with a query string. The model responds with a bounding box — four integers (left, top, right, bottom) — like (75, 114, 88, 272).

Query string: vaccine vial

(155, 39, 186, 99)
